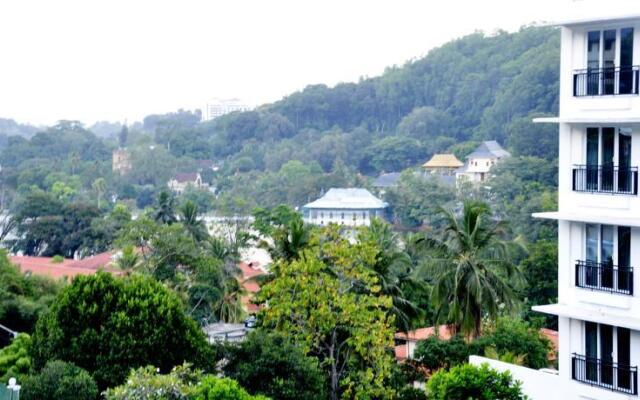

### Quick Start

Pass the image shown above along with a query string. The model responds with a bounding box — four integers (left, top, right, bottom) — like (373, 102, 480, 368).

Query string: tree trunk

(473, 306, 482, 339)
(329, 330, 339, 400)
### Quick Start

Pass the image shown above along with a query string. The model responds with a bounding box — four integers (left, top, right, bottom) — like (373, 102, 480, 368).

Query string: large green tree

(260, 228, 395, 400)
(30, 272, 215, 390)
(223, 331, 326, 400)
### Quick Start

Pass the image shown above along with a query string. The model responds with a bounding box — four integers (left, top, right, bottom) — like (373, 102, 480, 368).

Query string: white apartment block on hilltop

(476, 10, 640, 400)
(203, 98, 251, 121)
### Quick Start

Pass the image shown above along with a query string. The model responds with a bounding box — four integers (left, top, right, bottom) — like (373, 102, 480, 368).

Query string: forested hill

(0, 26, 560, 215)
(268, 26, 559, 142)
(206, 26, 559, 175)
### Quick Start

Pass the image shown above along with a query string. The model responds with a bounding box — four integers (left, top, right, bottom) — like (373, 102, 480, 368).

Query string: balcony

(573, 66, 640, 96)
(572, 353, 638, 395)
(575, 260, 633, 295)
(572, 165, 638, 195)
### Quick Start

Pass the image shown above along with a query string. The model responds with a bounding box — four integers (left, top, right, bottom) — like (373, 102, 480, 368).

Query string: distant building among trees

(112, 149, 131, 175)
(301, 188, 388, 226)
(167, 172, 208, 194)
(456, 140, 511, 184)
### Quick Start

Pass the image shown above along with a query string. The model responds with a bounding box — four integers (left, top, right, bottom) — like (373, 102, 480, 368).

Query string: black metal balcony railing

(574, 66, 640, 96)
(572, 165, 638, 195)
(572, 353, 638, 395)
(575, 260, 634, 295)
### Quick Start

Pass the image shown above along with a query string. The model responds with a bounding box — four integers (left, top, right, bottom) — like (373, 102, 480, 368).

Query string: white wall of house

(303, 208, 384, 227)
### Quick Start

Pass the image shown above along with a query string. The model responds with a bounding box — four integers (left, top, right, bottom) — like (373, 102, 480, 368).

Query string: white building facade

(301, 188, 388, 227)
(532, 13, 640, 400)
(455, 140, 510, 184)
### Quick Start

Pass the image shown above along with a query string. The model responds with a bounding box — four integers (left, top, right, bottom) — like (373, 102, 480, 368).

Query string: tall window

(587, 28, 635, 95)
(584, 224, 631, 291)
(585, 127, 633, 192)
(584, 322, 632, 390)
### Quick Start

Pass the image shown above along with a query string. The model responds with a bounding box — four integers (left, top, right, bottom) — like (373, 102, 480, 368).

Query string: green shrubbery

(29, 272, 216, 390)
(414, 317, 552, 371)
(427, 363, 526, 400)
(20, 360, 98, 400)
(0, 333, 31, 382)
(104, 364, 267, 400)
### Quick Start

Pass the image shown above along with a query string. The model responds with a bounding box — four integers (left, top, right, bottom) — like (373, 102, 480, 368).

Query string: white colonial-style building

(301, 188, 388, 227)
(474, 9, 640, 400)
(455, 140, 510, 184)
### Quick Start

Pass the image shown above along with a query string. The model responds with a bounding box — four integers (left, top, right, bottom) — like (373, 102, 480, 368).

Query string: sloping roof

(173, 172, 199, 183)
(238, 261, 267, 314)
(11, 254, 121, 279)
(467, 140, 510, 159)
(540, 328, 559, 361)
(395, 325, 454, 341)
(302, 188, 388, 210)
(373, 172, 401, 188)
(423, 154, 464, 168)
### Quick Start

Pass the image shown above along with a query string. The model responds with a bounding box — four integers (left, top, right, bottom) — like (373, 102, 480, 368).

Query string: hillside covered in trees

(0, 26, 559, 216)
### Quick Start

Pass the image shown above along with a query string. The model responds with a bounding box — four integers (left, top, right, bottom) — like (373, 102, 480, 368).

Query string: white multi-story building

(530, 12, 640, 400)
(203, 98, 252, 121)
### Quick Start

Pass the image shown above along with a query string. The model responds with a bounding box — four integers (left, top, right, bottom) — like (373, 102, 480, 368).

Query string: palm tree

(260, 215, 310, 263)
(417, 200, 523, 338)
(358, 218, 420, 331)
(215, 278, 246, 323)
(115, 245, 141, 270)
(179, 200, 208, 242)
(153, 190, 177, 225)
(92, 178, 107, 208)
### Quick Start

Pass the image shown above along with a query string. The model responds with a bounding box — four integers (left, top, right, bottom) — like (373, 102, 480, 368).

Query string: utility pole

(0, 323, 17, 339)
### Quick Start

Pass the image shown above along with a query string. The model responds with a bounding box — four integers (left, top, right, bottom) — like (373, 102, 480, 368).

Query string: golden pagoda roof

(422, 153, 464, 169)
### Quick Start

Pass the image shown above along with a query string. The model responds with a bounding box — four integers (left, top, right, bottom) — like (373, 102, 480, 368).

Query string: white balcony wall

(560, 23, 640, 121)
(558, 123, 640, 220)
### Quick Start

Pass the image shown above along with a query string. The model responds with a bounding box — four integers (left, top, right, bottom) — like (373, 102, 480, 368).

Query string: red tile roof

(540, 328, 559, 361)
(238, 261, 266, 313)
(395, 344, 408, 361)
(395, 325, 454, 341)
(11, 252, 121, 280)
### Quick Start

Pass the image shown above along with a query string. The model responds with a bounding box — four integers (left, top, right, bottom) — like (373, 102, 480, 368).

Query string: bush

(413, 335, 482, 371)
(481, 317, 552, 369)
(30, 272, 215, 390)
(427, 363, 526, 400)
(413, 318, 552, 371)
(0, 333, 31, 382)
(190, 376, 269, 400)
(20, 360, 98, 400)
(223, 331, 325, 400)
(104, 364, 200, 400)
(104, 364, 267, 400)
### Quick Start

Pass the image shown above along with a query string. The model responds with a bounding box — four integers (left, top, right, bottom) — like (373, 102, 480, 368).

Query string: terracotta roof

(395, 344, 408, 361)
(423, 154, 464, 169)
(68, 251, 116, 269)
(238, 261, 267, 313)
(395, 325, 454, 341)
(11, 254, 121, 279)
(173, 172, 199, 183)
(540, 328, 559, 361)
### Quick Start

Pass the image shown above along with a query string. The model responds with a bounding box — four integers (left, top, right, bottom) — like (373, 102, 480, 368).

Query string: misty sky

(0, 0, 638, 126)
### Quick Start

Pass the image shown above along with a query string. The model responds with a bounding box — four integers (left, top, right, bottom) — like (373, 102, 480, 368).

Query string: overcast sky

(0, 0, 638, 126)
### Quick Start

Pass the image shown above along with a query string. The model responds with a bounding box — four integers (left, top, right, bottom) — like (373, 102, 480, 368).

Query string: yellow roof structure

(422, 153, 464, 169)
